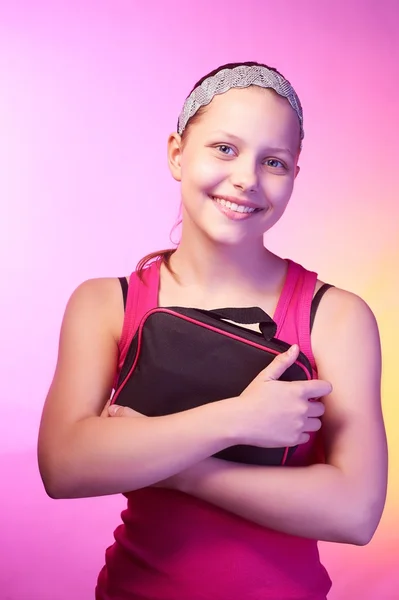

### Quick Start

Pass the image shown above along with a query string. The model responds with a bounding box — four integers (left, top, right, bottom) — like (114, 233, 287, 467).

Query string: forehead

(192, 86, 300, 147)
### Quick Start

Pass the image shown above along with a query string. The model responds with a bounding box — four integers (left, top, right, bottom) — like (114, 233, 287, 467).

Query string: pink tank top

(96, 259, 332, 600)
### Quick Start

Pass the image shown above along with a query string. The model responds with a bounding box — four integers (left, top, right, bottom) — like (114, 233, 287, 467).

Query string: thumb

(108, 404, 125, 417)
(108, 404, 146, 418)
(261, 344, 300, 382)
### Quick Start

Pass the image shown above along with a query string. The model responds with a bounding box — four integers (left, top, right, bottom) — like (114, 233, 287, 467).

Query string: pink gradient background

(1, 1, 398, 598)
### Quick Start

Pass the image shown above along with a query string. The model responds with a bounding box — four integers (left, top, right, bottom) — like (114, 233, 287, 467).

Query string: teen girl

(38, 62, 387, 599)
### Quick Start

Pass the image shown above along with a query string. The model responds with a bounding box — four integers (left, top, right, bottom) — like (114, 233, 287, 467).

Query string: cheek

(182, 155, 226, 193)
(264, 175, 295, 206)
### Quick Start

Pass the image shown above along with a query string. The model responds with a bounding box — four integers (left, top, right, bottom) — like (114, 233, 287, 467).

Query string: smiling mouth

(210, 196, 263, 214)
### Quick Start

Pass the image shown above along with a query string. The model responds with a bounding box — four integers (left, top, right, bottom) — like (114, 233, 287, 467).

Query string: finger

(304, 417, 322, 433)
(299, 379, 333, 398)
(261, 345, 301, 381)
(108, 405, 145, 418)
(307, 401, 326, 418)
(298, 433, 310, 445)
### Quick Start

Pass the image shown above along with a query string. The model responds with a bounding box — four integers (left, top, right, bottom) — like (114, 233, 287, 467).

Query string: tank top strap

(117, 260, 160, 375)
(297, 265, 318, 368)
(274, 259, 318, 373)
(273, 259, 301, 333)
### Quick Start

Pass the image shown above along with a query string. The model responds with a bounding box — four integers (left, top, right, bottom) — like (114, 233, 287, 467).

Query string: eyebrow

(209, 130, 294, 157)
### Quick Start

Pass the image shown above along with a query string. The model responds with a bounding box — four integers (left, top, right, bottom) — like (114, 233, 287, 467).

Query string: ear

(294, 147, 301, 179)
(167, 132, 183, 182)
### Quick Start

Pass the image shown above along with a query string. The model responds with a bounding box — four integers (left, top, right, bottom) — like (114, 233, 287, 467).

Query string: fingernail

(108, 405, 120, 416)
(288, 344, 298, 356)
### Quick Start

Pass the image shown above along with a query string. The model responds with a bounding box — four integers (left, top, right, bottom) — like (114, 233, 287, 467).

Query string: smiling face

(168, 85, 301, 248)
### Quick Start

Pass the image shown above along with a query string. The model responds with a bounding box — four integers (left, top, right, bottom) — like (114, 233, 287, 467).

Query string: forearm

(39, 401, 237, 499)
(177, 458, 374, 545)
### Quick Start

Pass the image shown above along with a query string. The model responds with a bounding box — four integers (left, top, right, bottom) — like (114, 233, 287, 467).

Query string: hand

(232, 344, 332, 448)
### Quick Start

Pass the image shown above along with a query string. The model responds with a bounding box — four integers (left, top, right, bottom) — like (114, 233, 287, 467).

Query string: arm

(37, 278, 240, 499)
(165, 290, 388, 546)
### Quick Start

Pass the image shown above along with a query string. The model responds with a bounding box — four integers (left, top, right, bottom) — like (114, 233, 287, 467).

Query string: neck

(169, 228, 281, 293)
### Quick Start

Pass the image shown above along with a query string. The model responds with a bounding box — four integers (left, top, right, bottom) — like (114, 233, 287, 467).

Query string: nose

(231, 160, 259, 194)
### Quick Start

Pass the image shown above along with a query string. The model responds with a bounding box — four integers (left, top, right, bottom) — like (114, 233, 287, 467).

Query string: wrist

(175, 458, 219, 495)
(213, 396, 244, 446)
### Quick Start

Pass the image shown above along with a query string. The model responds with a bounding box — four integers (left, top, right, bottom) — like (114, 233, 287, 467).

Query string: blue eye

(266, 158, 285, 168)
(216, 145, 234, 155)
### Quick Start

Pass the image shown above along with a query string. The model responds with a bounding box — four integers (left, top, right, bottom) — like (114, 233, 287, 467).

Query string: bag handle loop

(195, 306, 277, 341)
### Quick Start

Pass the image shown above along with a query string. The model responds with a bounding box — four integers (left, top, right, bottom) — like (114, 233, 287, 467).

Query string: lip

(210, 195, 263, 210)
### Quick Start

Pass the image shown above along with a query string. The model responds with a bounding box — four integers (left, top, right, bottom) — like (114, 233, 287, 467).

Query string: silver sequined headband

(177, 65, 304, 146)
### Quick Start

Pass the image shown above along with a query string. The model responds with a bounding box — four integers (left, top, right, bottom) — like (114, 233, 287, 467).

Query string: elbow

(38, 426, 89, 499)
(38, 448, 104, 500)
(348, 495, 385, 546)
(39, 463, 70, 500)
(352, 514, 381, 546)
(42, 481, 65, 500)
(40, 468, 81, 500)
(41, 473, 71, 500)
(38, 448, 78, 500)
(338, 505, 381, 546)
(344, 524, 375, 547)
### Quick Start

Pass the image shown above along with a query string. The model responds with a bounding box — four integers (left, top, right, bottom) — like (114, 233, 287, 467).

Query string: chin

(201, 224, 263, 247)
(205, 216, 275, 248)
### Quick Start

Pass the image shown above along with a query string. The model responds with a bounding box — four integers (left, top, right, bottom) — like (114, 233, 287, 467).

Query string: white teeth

(212, 197, 256, 214)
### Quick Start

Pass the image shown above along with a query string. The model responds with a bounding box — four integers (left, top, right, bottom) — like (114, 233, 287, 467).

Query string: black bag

(112, 304, 315, 466)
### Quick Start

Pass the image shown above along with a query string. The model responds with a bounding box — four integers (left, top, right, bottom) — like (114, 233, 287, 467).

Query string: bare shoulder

(312, 283, 379, 343)
(65, 277, 126, 343)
